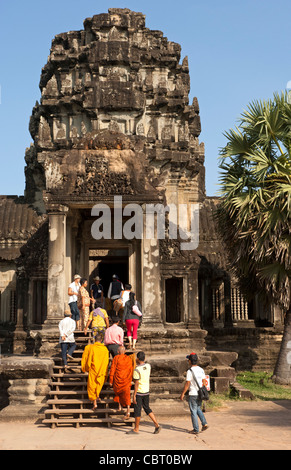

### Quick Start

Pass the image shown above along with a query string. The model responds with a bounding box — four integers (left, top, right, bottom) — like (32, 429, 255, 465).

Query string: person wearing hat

(107, 274, 124, 309)
(90, 276, 104, 309)
(68, 274, 81, 330)
(180, 353, 208, 435)
(59, 309, 76, 371)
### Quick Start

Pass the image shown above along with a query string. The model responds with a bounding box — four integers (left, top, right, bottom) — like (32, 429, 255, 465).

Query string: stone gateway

(0, 9, 284, 370)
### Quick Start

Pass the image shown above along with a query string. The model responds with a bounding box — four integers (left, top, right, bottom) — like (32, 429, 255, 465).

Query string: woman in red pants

(123, 292, 142, 350)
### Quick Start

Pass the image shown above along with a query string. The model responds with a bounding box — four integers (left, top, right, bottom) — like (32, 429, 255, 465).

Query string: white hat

(74, 274, 81, 280)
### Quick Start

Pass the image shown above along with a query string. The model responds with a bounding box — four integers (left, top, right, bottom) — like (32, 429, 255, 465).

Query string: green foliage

(217, 91, 291, 311)
(236, 371, 291, 400)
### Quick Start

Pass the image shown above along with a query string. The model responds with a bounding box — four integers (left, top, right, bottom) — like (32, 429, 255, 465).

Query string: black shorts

(134, 394, 152, 418)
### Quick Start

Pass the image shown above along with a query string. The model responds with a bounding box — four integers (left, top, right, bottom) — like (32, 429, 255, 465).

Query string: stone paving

(0, 400, 290, 451)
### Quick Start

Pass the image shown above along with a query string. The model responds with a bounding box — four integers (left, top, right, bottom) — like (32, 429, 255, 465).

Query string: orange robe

(109, 353, 134, 407)
(81, 342, 109, 401)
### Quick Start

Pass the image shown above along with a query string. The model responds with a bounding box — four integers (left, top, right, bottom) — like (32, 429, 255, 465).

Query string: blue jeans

(69, 301, 80, 322)
(61, 342, 76, 366)
(188, 395, 207, 432)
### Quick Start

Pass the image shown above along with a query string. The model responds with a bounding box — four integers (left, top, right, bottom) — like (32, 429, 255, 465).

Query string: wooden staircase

(42, 330, 135, 428)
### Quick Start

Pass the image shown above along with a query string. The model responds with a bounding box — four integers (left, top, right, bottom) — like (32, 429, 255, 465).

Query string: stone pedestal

(0, 356, 54, 421)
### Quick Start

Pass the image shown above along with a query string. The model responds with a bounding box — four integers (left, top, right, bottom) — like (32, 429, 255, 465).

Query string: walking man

(107, 274, 124, 309)
(127, 351, 161, 435)
(58, 309, 76, 371)
(104, 315, 124, 357)
(180, 352, 208, 434)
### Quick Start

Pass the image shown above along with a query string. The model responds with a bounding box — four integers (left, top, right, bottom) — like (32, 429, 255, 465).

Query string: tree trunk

(272, 310, 291, 385)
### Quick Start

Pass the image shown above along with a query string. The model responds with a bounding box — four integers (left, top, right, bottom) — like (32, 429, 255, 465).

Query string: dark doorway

(98, 260, 128, 296)
(165, 277, 183, 323)
(89, 248, 129, 298)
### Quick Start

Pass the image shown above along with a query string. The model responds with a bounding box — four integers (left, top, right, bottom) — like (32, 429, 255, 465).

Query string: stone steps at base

(230, 382, 255, 400)
(42, 330, 238, 427)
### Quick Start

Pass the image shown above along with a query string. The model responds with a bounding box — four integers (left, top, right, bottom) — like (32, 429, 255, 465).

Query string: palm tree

(217, 92, 291, 385)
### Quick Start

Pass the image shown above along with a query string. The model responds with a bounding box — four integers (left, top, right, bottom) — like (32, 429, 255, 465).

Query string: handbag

(132, 301, 142, 317)
(190, 368, 209, 401)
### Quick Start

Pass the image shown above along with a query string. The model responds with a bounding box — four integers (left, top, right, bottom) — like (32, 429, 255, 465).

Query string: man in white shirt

(59, 310, 76, 370)
(180, 352, 208, 434)
(68, 274, 81, 330)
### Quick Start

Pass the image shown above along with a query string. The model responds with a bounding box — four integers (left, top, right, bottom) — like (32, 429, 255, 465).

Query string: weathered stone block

(0, 356, 54, 379)
(211, 377, 231, 394)
(210, 367, 236, 380)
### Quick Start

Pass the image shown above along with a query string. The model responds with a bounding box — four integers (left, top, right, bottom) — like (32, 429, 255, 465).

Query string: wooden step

(50, 381, 116, 388)
(48, 389, 115, 397)
(50, 381, 88, 387)
(44, 408, 130, 415)
(47, 398, 116, 406)
(51, 373, 88, 379)
(42, 417, 134, 428)
(43, 330, 138, 428)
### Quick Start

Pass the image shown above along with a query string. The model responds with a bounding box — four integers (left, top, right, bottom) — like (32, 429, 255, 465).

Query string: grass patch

(205, 392, 235, 411)
(235, 371, 291, 401)
(204, 371, 291, 410)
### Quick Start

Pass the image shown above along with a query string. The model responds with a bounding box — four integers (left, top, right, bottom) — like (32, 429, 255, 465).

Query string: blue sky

(0, 0, 290, 197)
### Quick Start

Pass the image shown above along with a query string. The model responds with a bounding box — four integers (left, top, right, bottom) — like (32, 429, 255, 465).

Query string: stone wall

(206, 327, 283, 371)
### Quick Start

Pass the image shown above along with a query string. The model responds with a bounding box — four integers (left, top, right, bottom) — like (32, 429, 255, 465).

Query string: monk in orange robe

(81, 332, 109, 410)
(109, 346, 135, 419)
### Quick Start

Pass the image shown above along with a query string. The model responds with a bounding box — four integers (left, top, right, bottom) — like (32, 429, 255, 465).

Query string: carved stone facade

(0, 9, 283, 365)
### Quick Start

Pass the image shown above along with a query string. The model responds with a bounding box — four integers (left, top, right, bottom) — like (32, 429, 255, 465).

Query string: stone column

(12, 273, 28, 354)
(224, 276, 233, 327)
(187, 267, 200, 329)
(46, 204, 69, 326)
(141, 237, 163, 326)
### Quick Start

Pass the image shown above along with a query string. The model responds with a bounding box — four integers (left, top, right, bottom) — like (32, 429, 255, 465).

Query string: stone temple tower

(26, 9, 205, 215)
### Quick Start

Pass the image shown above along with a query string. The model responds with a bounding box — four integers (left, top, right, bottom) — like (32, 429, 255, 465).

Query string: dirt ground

(0, 400, 290, 451)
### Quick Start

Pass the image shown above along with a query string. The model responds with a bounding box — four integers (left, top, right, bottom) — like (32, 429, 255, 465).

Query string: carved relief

(25, 8, 205, 206)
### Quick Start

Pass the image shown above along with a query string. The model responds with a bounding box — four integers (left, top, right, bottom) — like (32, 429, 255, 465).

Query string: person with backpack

(84, 306, 109, 342)
(180, 352, 209, 435)
(107, 274, 124, 310)
(123, 291, 142, 350)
